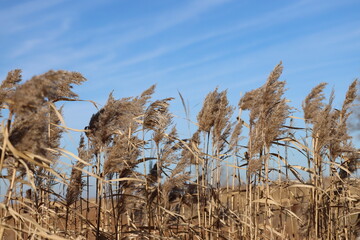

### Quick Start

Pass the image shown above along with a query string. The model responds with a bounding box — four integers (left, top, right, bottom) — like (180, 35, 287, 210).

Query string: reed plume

(197, 88, 233, 137)
(212, 90, 233, 152)
(143, 97, 173, 145)
(333, 80, 358, 178)
(3, 70, 85, 155)
(66, 136, 89, 206)
(0, 69, 22, 114)
(302, 82, 327, 123)
(239, 61, 289, 156)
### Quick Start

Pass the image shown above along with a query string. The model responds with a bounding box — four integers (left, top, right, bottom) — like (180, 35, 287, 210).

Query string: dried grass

(1, 66, 359, 240)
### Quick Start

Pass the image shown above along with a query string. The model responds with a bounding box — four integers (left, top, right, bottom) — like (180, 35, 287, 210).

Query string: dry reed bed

(0, 63, 359, 239)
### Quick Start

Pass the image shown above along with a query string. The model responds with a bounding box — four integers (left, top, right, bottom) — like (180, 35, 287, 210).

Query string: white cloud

(0, 0, 66, 34)
(74, 0, 359, 79)
(2, 0, 233, 75)
(2, 0, 359, 89)
(10, 18, 71, 58)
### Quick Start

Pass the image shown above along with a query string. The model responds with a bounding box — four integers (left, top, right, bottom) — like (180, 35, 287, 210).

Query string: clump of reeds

(0, 67, 359, 240)
(0, 69, 86, 239)
(301, 78, 359, 238)
(237, 62, 290, 238)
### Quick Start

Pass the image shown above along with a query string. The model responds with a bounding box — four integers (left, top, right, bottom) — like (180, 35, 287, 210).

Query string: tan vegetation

(0, 63, 360, 239)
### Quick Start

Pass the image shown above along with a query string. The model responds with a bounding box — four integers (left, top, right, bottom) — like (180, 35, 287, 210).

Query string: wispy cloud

(1, 0, 233, 75)
(0, 0, 66, 34)
(73, 0, 358, 81)
(141, 0, 232, 36)
(2, 0, 359, 98)
(91, 0, 354, 70)
(10, 19, 71, 58)
(67, 0, 233, 52)
(0, 0, 64, 19)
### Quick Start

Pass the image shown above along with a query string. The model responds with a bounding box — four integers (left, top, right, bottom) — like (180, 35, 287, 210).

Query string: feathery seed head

(239, 62, 289, 155)
(302, 82, 327, 123)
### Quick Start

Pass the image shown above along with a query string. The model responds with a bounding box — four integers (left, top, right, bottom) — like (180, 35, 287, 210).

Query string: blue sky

(1, 0, 360, 144)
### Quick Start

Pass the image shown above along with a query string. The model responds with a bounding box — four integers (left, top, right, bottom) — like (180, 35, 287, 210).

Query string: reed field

(1, 62, 360, 239)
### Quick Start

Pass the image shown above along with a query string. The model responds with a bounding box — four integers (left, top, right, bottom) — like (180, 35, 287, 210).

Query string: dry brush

(0, 64, 359, 239)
